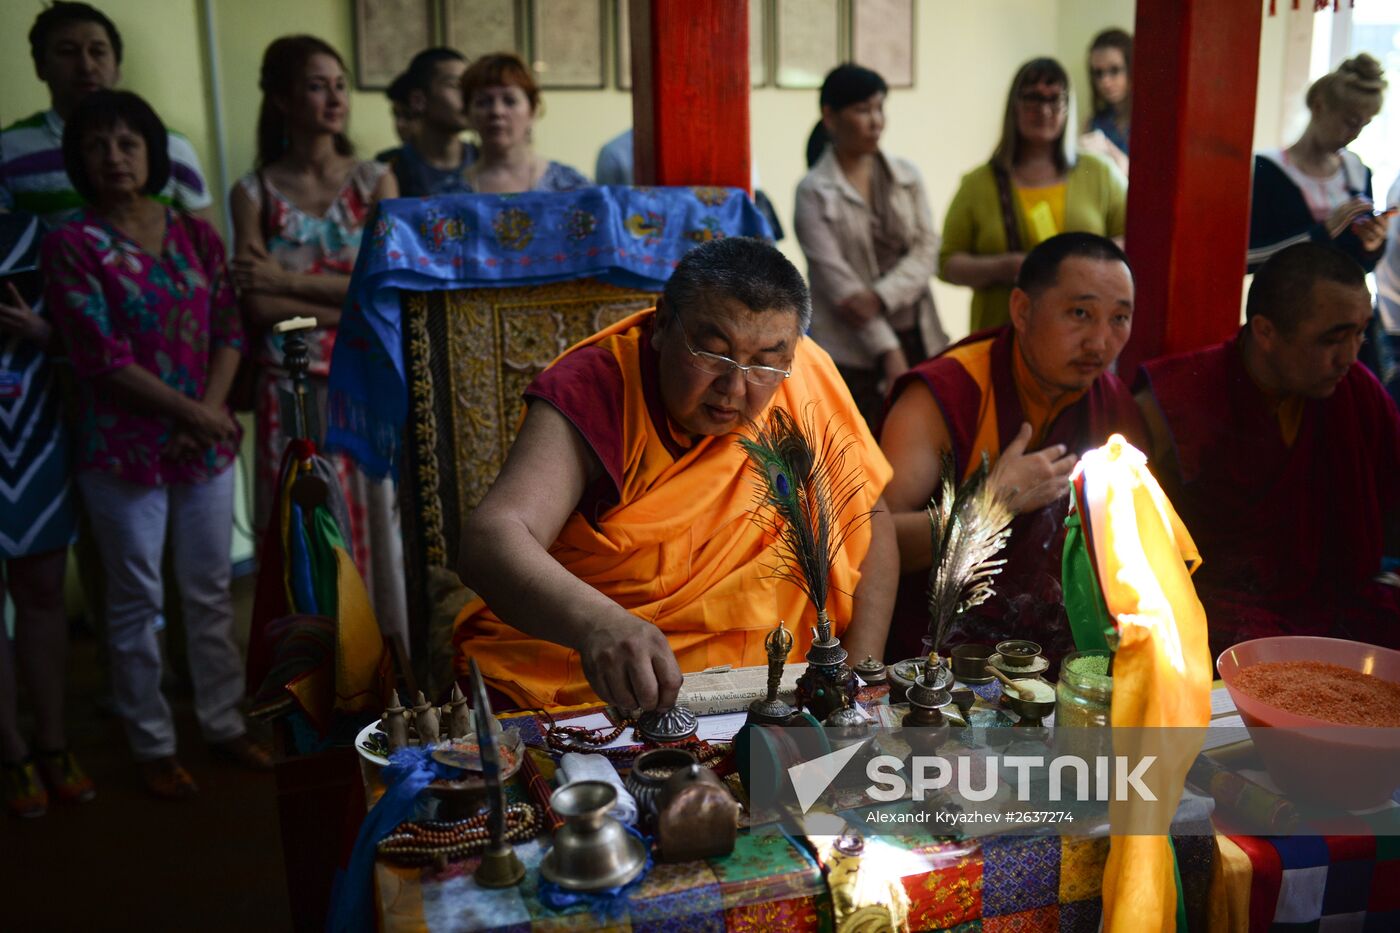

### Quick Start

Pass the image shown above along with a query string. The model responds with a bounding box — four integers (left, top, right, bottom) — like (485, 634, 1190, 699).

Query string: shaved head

(1016, 232, 1130, 300)
(1247, 242, 1368, 335)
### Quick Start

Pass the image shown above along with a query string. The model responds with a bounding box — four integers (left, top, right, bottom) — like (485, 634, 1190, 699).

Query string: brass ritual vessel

(540, 781, 648, 891)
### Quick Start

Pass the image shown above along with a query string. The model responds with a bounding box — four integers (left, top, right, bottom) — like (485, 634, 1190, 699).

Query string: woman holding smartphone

(0, 212, 86, 818)
(1248, 54, 1391, 273)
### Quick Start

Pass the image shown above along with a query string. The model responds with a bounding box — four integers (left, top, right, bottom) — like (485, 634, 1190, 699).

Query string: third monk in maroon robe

(881, 234, 1146, 665)
(1137, 243, 1400, 658)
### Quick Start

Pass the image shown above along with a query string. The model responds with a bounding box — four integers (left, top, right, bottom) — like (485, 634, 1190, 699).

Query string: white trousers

(77, 468, 245, 760)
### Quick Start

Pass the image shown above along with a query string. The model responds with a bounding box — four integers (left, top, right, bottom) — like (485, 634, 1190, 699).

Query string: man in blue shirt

(386, 48, 478, 197)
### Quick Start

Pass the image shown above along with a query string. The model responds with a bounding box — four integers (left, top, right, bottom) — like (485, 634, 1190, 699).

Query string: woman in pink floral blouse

(42, 91, 270, 799)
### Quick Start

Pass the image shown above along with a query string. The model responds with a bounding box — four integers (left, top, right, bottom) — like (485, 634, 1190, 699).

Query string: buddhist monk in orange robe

(454, 238, 897, 711)
(879, 233, 1145, 664)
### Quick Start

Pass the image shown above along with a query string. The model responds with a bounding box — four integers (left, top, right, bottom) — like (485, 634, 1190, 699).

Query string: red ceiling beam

(1121, 0, 1264, 374)
(629, 0, 752, 192)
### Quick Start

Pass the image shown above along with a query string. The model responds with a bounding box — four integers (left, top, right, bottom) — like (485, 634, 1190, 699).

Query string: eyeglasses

(681, 332, 792, 387)
(1017, 92, 1069, 112)
(1090, 65, 1126, 80)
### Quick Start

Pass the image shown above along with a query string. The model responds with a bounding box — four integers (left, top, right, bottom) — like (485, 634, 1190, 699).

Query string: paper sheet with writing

(673, 662, 806, 715)
(1210, 681, 1238, 718)
(1202, 714, 1249, 751)
(554, 710, 751, 750)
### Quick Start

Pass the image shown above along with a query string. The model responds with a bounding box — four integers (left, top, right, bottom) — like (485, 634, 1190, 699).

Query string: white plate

(355, 719, 391, 767)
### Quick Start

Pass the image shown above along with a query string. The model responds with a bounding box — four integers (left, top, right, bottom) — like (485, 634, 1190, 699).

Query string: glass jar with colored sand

(1056, 650, 1112, 728)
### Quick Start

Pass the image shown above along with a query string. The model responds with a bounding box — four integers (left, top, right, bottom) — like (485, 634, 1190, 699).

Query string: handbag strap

(991, 162, 1024, 253)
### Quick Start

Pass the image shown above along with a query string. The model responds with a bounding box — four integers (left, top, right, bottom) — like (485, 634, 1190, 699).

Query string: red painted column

(1120, 0, 1264, 374)
(629, 0, 751, 192)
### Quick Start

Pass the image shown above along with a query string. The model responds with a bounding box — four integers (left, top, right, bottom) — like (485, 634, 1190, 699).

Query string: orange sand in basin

(1234, 661, 1400, 726)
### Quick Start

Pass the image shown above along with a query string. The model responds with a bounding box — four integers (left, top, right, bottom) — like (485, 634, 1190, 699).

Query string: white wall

(5, 0, 1329, 341)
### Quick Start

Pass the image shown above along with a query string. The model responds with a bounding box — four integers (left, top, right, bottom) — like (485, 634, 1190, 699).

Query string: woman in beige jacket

(795, 65, 948, 427)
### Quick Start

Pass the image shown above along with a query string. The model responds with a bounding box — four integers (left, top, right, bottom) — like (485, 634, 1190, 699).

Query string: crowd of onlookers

(0, 1, 1396, 818)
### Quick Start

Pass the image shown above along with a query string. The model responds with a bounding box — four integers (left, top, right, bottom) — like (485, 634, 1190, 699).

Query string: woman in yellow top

(941, 58, 1127, 331)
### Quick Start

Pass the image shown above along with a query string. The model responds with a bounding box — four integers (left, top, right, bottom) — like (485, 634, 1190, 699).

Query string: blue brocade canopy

(327, 185, 773, 478)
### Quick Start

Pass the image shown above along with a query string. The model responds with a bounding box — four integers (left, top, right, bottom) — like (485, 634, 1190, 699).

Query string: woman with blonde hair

(1248, 54, 1390, 272)
(941, 58, 1126, 331)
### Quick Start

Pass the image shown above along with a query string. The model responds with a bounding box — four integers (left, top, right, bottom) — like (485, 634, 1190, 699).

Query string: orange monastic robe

(453, 309, 892, 709)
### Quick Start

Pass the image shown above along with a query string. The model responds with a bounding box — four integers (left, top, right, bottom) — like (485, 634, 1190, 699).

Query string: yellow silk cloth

(1207, 834, 1253, 933)
(1079, 436, 1212, 933)
(939, 332, 1087, 480)
(284, 546, 391, 727)
(454, 309, 892, 710)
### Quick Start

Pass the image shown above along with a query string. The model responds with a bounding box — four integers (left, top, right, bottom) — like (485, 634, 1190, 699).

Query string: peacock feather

(738, 405, 872, 614)
(927, 452, 1015, 652)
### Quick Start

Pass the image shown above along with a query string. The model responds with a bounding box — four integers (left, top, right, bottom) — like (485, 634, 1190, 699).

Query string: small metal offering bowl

(627, 747, 698, 830)
(951, 644, 995, 684)
(888, 658, 925, 704)
(994, 640, 1042, 669)
(541, 781, 647, 891)
(999, 678, 1056, 726)
(425, 728, 525, 818)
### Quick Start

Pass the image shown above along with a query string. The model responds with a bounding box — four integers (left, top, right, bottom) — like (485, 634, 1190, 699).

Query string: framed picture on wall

(616, 0, 632, 90)
(530, 0, 606, 89)
(443, 0, 525, 61)
(774, 0, 841, 90)
(353, 0, 435, 90)
(851, 0, 913, 87)
(616, 0, 768, 90)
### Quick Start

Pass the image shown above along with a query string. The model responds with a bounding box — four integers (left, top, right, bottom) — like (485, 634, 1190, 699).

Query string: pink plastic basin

(1217, 636, 1400, 810)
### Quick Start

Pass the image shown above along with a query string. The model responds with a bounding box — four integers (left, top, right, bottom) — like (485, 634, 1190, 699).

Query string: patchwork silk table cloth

(1216, 834, 1400, 933)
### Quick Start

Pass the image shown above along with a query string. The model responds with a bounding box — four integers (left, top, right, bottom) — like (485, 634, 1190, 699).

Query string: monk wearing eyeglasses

(454, 237, 897, 711)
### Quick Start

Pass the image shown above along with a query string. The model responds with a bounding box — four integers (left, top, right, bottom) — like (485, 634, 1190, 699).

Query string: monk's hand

(578, 614, 684, 712)
(990, 422, 1077, 513)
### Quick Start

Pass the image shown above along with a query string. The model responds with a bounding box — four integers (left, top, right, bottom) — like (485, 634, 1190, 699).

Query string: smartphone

(0, 265, 42, 306)
(1352, 206, 1399, 228)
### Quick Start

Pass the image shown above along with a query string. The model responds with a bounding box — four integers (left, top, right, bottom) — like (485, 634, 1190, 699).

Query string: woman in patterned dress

(229, 35, 405, 639)
(0, 211, 87, 818)
(43, 91, 268, 798)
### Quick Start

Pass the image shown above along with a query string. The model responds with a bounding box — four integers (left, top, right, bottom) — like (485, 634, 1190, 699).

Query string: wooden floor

(1, 575, 296, 932)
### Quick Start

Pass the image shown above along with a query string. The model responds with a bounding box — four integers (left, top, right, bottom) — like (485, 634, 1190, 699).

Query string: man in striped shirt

(0, 2, 211, 226)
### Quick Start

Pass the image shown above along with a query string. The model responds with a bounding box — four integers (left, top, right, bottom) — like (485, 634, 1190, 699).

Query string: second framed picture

(851, 0, 914, 88)
(531, 0, 606, 89)
(442, 0, 524, 62)
(774, 0, 841, 90)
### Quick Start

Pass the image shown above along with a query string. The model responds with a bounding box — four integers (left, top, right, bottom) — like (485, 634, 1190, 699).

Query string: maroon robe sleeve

(524, 345, 625, 521)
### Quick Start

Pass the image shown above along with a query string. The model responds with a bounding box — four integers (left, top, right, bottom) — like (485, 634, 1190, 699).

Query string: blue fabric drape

(326, 745, 463, 933)
(327, 185, 773, 478)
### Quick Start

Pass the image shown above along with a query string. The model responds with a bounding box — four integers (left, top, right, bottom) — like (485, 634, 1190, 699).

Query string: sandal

(211, 735, 273, 772)
(36, 748, 97, 805)
(2, 759, 48, 818)
(141, 757, 198, 800)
